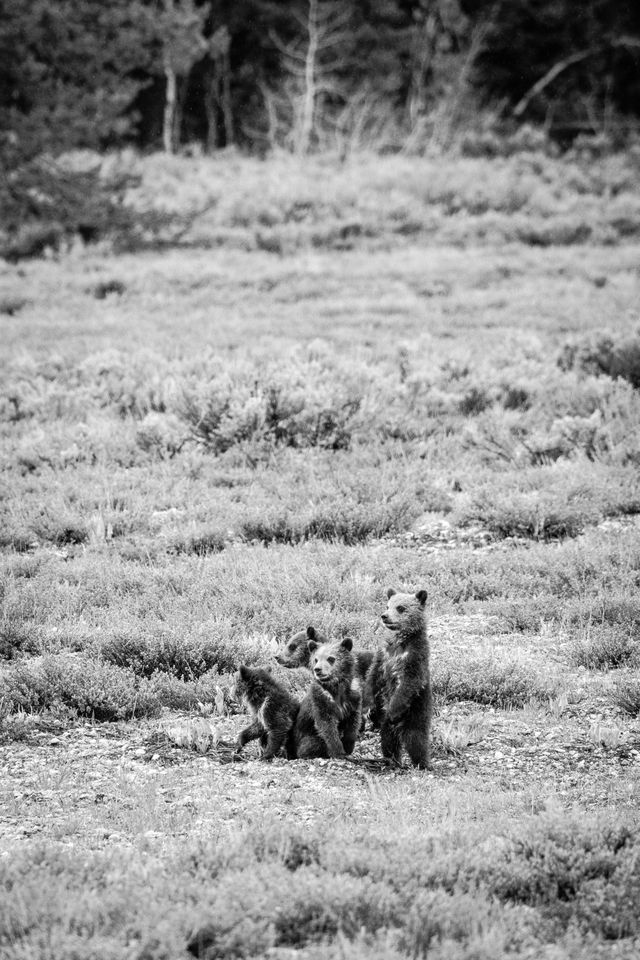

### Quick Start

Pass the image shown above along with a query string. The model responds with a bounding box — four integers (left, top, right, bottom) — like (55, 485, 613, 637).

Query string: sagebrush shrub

(0, 623, 37, 660)
(178, 367, 361, 454)
(0, 296, 29, 316)
(461, 817, 640, 940)
(571, 626, 639, 670)
(454, 490, 596, 541)
(609, 679, 640, 718)
(0, 655, 159, 720)
(0, 525, 34, 551)
(135, 413, 185, 459)
(566, 596, 640, 639)
(433, 657, 557, 708)
(167, 527, 226, 556)
(98, 631, 243, 680)
(559, 331, 640, 390)
(241, 497, 417, 545)
(30, 510, 89, 547)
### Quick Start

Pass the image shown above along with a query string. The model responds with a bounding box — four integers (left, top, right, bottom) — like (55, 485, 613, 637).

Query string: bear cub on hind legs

(367, 588, 432, 769)
(234, 666, 299, 760)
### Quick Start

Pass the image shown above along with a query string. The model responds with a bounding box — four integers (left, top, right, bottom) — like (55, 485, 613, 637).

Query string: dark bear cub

(276, 626, 378, 728)
(234, 666, 299, 760)
(366, 588, 432, 769)
(291, 637, 362, 759)
(275, 626, 328, 669)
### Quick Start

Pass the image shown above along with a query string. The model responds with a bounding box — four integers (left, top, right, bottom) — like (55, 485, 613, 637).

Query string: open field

(1, 153, 640, 959)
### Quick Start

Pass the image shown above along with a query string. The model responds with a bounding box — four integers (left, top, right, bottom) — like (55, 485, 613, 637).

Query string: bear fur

(276, 625, 379, 728)
(291, 637, 362, 759)
(234, 665, 299, 760)
(366, 588, 432, 769)
(274, 625, 328, 669)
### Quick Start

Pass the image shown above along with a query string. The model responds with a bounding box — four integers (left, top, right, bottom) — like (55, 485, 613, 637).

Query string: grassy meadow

(1, 149, 640, 959)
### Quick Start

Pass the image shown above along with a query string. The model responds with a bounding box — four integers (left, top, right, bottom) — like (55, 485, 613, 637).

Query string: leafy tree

(0, 1, 159, 257)
(0, 0, 156, 158)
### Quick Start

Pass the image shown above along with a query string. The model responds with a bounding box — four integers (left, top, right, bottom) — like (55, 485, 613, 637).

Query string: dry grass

(1, 151, 640, 959)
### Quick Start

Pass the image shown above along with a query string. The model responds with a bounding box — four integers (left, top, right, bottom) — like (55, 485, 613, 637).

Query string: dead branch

(513, 36, 640, 119)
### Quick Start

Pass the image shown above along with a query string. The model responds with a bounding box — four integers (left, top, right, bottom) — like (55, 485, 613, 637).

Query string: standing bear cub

(234, 666, 299, 760)
(366, 588, 432, 769)
(291, 637, 362, 759)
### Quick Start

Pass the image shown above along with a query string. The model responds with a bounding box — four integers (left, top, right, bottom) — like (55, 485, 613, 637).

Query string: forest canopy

(1, 0, 639, 162)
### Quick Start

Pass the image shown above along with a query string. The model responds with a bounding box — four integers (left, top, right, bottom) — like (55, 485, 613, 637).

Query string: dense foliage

(1, 0, 639, 160)
(465, 0, 640, 141)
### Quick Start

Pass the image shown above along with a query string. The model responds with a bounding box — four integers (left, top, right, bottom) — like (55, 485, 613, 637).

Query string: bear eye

(396, 605, 405, 613)
(327, 656, 336, 665)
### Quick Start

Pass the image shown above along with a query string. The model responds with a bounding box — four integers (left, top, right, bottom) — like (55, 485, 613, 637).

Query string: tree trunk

(221, 47, 234, 146)
(204, 76, 219, 153)
(205, 51, 234, 152)
(163, 57, 178, 153)
(407, 12, 438, 131)
(298, 0, 319, 155)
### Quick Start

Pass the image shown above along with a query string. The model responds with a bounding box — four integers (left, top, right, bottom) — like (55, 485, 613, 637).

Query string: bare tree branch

(513, 36, 640, 119)
(513, 49, 597, 118)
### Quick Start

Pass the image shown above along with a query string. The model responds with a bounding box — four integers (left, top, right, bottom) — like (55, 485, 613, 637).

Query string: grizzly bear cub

(276, 625, 379, 727)
(366, 588, 432, 769)
(291, 637, 362, 759)
(275, 625, 328, 669)
(234, 665, 299, 761)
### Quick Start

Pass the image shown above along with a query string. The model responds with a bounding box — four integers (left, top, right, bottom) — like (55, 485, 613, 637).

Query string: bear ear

(387, 588, 397, 599)
(239, 665, 250, 680)
(341, 637, 353, 652)
(415, 589, 428, 606)
(307, 640, 319, 654)
(306, 625, 316, 640)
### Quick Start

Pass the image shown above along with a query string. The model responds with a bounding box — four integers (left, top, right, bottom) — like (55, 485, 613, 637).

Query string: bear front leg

(236, 718, 264, 753)
(364, 654, 384, 719)
(341, 694, 362, 756)
(380, 718, 402, 763)
(315, 717, 346, 758)
(310, 687, 345, 758)
(386, 684, 415, 725)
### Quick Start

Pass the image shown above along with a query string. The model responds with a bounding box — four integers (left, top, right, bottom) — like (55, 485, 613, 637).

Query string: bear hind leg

(295, 734, 329, 760)
(380, 719, 402, 764)
(403, 726, 430, 770)
(262, 723, 292, 760)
